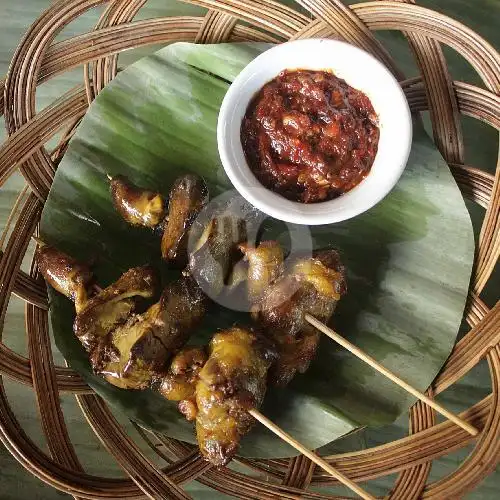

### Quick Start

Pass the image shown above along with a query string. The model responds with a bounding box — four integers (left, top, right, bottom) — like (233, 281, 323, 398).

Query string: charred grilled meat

(157, 346, 207, 421)
(36, 242, 93, 312)
(189, 214, 247, 297)
(161, 174, 209, 265)
(239, 241, 284, 303)
(73, 266, 156, 352)
(150, 276, 207, 352)
(99, 301, 170, 389)
(195, 327, 277, 466)
(109, 173, 209, 268)
(37, 238, 208, 394)
(253, 249, 346, 386)
(87, 275, 207, 390)
(110, 175, 165, 228)
(36, 190, 349, 468)
(290, 250, 345, 300)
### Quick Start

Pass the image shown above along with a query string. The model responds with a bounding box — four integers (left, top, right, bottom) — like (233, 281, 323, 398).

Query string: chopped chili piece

(241, 70, 380, 203)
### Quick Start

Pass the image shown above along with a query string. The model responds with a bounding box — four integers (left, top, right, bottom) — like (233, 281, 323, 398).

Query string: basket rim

(0, 1, 498, 499)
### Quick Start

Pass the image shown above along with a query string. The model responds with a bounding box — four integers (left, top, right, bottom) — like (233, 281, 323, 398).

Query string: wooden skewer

(249, 409, 375, 500)
(304, 314, 479, 437)
(79, 293, 371, 496)
(31, 235, 44, 246)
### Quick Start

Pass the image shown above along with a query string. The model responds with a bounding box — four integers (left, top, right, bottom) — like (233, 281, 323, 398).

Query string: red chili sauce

(241, 70, 380, 203)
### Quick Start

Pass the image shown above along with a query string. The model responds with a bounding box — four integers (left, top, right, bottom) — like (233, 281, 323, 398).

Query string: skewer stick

(31, 235, 44, 246)
(249, 409, 375, 500)
(305, 314, 479, 437)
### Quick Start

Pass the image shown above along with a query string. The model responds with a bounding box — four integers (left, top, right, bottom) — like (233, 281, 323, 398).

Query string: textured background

(0, 1, 498, 498)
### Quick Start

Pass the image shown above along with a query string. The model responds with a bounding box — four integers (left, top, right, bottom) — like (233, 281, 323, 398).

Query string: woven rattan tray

(0, 1, 499, 498)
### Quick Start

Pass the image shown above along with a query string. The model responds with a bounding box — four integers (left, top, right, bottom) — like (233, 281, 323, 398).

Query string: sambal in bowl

(217, 39, 412, 225)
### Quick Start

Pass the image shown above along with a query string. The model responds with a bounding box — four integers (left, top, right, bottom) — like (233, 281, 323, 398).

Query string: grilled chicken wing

(161, 174, 209, 265)
(36, 242, 93, 312)
(253, 249, 346, 386)
(195, 327, 277, 466)
(110, 174, 165, 228)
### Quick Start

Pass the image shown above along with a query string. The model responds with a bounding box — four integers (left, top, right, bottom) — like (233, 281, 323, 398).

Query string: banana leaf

(41, 42, 474, 458)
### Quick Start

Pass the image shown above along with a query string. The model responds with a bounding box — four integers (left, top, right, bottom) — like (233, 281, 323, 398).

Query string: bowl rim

(217, 38, 413, 226)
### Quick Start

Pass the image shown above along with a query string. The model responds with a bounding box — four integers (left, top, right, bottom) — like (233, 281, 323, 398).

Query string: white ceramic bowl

(217, 39, 412, 225)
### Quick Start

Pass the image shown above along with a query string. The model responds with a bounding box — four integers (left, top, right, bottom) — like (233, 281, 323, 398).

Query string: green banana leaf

(41, 42, 474, 458)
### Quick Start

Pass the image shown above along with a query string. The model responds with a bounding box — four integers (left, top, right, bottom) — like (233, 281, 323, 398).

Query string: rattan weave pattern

(0, 0, 498, 498)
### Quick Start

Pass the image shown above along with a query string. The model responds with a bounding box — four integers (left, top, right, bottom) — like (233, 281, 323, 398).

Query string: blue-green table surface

(0, 1, 498, 498)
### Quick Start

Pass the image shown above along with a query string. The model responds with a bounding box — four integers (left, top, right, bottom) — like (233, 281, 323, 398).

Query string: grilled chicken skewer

(35, 241, 206, 391)
(34, 238, 367, 500)
(182, 323, 372, 500)
(34, 233, 349, 477)
(195, 326, 277, 466)
(35, 241, 275, 466)
(249, 245, 347, 386)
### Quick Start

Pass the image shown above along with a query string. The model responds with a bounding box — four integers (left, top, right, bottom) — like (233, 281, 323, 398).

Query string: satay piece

(239, 241, 284, 303)
(73, 266, 156, 351)
(161, 174, 209, 265)
(253, 249, 346, 386)
(89, 275, 207, 390)
(110, 174, 165, 228)
(157, 346, 207, 421)
(99, 302, 170, 390)
(36, 242, 93, 312)
(189, 214, 247, 297)
(195, 327, 277, 466)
